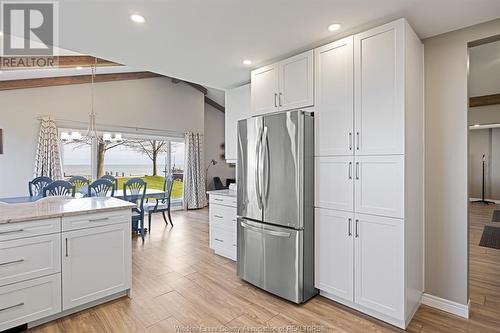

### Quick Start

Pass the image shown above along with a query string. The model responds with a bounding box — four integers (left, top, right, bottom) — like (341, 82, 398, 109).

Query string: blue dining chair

(123, 178, 147, 241)
(144, 175, 174, 231)
(88, 179, 115, 197)
(100, 175, 118, 191)
(43, 180, 76, 198)
(68, 176, 90, 196)
(29, 176, 53, 197)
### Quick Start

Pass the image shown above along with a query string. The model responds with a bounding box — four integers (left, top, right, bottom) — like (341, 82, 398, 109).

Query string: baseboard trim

(421, 293, 469, 319)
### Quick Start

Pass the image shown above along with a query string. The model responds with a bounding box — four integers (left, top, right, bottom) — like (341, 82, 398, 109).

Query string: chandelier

(61, 58, 123, 144)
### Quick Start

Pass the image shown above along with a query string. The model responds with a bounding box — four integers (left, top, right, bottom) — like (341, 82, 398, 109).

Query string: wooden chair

(43, 180, 76, 198)
(144, 175, 174, 231)
(123, 178, 147, 241)
(68, 176, 90, 196)
(29, 176, 53, 197)
(88, 179, 115, 197)
(100, 175, 118, 191)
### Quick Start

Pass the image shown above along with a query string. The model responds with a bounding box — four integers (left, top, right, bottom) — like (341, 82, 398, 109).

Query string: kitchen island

(0, 197, 135, 331)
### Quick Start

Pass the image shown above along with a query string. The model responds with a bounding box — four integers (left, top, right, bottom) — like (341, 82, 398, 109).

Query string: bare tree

(96, 141, 127, 178)
(125, 140, 168, 176)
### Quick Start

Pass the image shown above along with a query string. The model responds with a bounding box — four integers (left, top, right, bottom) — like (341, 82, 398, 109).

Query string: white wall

(204, 103, 235, 190)
(424, 18, 500, 306)
(0, 77, 205, 197)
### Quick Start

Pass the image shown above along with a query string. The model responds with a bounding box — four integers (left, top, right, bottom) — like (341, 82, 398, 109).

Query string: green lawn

(116, 175, 183, 199)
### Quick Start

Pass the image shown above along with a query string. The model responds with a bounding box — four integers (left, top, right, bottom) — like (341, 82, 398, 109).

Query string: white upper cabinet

(354, 20, 405, 155)
(251, 64, 280, 115)
(225, 84, 250, 163)
(251, 50, 313, 115)
(315, 36, 354, 156)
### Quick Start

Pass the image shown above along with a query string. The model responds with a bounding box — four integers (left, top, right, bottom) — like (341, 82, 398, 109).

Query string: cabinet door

(354, 20, 405, 155)
(251, 64, 279, 115)
(315, 156, 354, 212)
(315, 37, 354, 156)
(315, 208, 354, 301)
(354, 213, 404, 319)
(279, 50, 314, 111)
(225, 84, 251, 162)
(62, 223, 131, 310)
(354, 155, 404, 218)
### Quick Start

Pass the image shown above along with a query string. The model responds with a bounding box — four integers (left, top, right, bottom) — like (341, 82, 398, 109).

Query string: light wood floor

(28, 206, 500, 332)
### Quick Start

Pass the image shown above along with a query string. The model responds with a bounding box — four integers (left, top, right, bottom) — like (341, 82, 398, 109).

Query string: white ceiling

(51, 0, 500, 90)
(469, 40, 500, 97)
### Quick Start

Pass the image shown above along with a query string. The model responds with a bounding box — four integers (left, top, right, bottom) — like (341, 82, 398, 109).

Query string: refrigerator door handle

(255, 127, 264, 210)
(240, 220, 291, 238)
(262, 126, 269, 207)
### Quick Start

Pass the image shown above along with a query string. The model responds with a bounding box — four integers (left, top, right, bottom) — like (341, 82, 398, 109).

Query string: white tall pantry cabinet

(314, 19, 423, 329)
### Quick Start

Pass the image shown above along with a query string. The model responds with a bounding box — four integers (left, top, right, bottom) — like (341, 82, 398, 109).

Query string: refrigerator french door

(236, 110, 316, 303)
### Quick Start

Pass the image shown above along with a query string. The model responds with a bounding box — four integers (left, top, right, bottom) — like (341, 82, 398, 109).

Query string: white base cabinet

(208, 192, 237, 260)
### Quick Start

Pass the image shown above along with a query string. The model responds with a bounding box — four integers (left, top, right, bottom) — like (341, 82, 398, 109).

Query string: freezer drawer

(237, 218, 306, 303)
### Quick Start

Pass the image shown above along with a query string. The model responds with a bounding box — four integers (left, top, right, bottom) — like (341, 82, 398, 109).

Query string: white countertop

(206, 189, 237, 198)
(0, 197, 136, 224)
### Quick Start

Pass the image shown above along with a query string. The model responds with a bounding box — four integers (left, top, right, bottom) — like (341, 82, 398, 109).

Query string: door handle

(274, 93, 278, 107)
(240, 221, 290, 238)
(356, 132, 360, 150)
(355, 162, 360, 180)
(348, 162, 353, 180)
(65, 238, 69, 257)
(355, 219, 359, 238)
(349, 132, 352, 151)
(348, 218, 352, 236)
(255, 127, 263, 209)
(261, 126, 269, 208)
(279, 92, 283, 107)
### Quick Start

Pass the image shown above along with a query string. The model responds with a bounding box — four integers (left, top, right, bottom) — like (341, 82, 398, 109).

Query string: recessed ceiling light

(243, 59, 252, 66)
(327, 23, 341, 32)
(130, 14, 145, 23)
(75, 66, 83, 70)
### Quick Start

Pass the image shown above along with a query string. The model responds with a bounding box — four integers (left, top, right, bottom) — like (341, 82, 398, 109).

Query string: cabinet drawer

(211, 227, 236, 260)
(210, 205, 237, 231)
(209, 195, 237, 208)
(0, 218, 60, 242)
(0, 234, 60, 287)
(62, 210, 130, 231)
(0, 274, 61, 332)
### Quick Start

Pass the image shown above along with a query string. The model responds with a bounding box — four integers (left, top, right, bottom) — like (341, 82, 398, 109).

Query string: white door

(315, 208, 354, 301)
(251, 64, 279, 115)
(279, 50, 314, 111)
(315, 37, 354, 156)
(62, 223, 131, 310)
(315, 156, 354, 212)
(354, 20, 404, 155)
(354, 155, 404, 218)
(354, 213, 404, 319)
(225, 84, 250, 162)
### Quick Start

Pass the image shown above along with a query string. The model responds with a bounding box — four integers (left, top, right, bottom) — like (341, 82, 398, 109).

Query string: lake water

(64, 164, 182, 178)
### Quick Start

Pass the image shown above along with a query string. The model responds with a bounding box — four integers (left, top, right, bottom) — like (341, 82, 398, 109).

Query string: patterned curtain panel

(33, 118, 63, 180)
(183, 132, 206, 209)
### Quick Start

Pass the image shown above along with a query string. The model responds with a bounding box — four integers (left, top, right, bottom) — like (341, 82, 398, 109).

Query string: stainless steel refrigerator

(236, 109, 317, 303)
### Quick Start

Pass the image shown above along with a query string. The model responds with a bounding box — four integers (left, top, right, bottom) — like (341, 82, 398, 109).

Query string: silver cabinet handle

(349, 132, 352, 151)
(355, 219, 359, 238)
(89, 217, 109, 223)
(0, 229, 24, 235)
(65, 238, 69, 257)
(213, 198, 224, 202)
(214, 215, 224, 219)
(356, 132, 360, 150)
(240, 221, 290, 238)
(348, 218, 352, 236)
(348, 162, 353, 180)
(214, 238, 224, 243)
(355, 162, 360, 180)
(0, 302, 24, 312)
(279, 92, 283, 107)
(274, 93, 278, 107)
(0, 258, 24, 266)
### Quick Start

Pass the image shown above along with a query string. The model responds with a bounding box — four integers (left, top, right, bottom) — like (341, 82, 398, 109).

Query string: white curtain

(183, 132, 206, 209)
(33, 118, 63, 179)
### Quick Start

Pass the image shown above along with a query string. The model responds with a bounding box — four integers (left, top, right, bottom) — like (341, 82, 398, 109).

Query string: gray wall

(424, 18, 500, 305)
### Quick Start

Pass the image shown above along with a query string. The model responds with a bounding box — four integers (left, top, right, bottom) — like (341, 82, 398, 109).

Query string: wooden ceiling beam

(170, 78, 208, 95)
(469, 93, 500, 107)
(0, 71, 162, 91)
(205, 96, 225, 113)
(0, 55, 121, 70)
